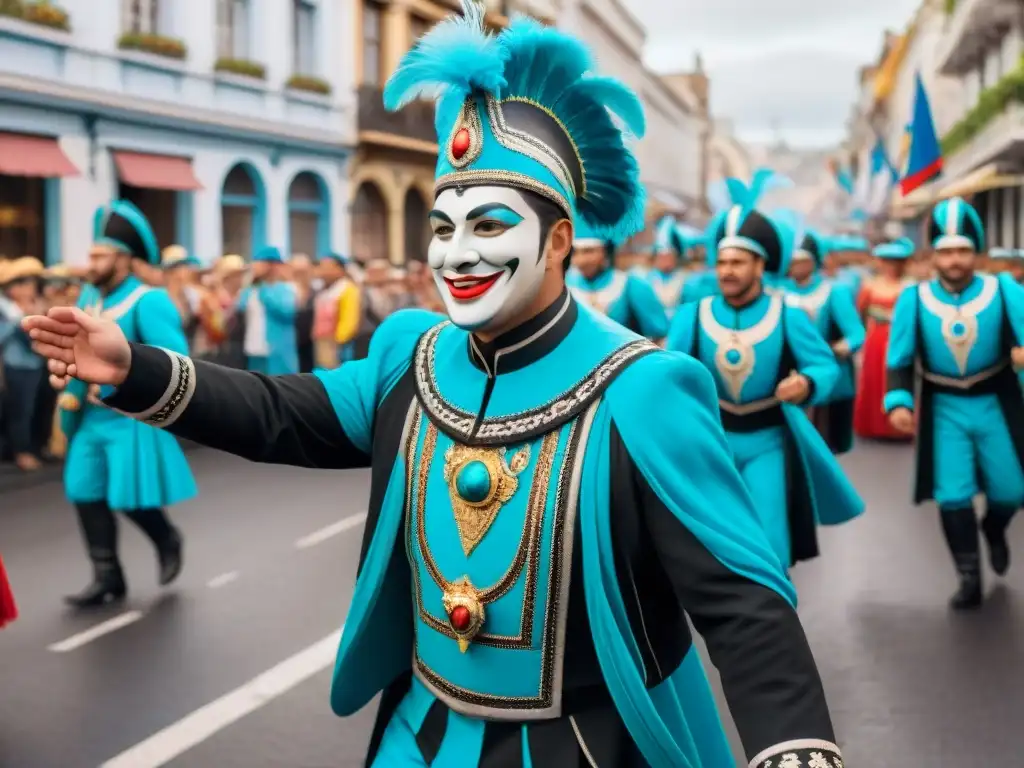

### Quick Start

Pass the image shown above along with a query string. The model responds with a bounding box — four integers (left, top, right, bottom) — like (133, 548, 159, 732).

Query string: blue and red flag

(900, 73, 942, 195)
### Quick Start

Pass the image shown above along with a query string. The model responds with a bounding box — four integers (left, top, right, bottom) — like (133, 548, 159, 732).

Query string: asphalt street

(2, 441, 1024, 767)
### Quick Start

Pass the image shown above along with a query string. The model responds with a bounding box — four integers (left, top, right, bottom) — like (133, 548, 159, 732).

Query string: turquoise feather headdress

(707, 168, 790, 273)
(92, 200, 159, 265)
(929, 196, 984, 252)
(384, 1, 646, 242)
(651, 215, 688, 259)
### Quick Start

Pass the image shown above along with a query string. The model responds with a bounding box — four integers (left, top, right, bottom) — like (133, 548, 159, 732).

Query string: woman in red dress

(853, 239, 915, 440)
(0, 555, 18, 628)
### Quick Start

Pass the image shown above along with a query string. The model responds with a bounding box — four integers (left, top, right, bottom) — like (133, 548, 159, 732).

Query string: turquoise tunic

(681, 270, 719, 304)
(886, 273, 1024, 508)
(62, 277, 196, 510)
(782, 275, 866, 401)
(645, 268, 688, 320)
(667, 292, 864, 566)
(316, 303, 804, 767)
(566, 268, 669, 339)
(237, 282, 299, 375)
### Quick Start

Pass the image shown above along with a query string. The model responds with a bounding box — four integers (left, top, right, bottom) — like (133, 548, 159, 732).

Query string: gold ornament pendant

(442, 576, 485, 652)
(443, 443, 530, 556)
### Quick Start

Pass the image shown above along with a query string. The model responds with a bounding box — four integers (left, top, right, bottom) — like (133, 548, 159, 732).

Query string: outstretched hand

(22, 307, 132, 391)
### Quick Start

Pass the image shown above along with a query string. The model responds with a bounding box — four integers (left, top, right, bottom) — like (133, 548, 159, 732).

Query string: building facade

(934, 0, 1023, 248)
(0, 0, 355, 266)
(350, 0, 556, 266)
(559, 0, 708, 241)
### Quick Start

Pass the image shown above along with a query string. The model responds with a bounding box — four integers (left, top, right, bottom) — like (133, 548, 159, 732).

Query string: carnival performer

(886, 198, 1024, 610)
(853, 238, 915, 441)
(0, 554, 17, 628)
(567, 220, 669, 340)
(990, 247, 1024, 284)
(644, 215, 690, 320)
(783, 229, 865, 454)
(56, 200, 195, 608)
(666, 172, 864, 571)
(239, 245, 298, 375)
(26, 8, 845, 767)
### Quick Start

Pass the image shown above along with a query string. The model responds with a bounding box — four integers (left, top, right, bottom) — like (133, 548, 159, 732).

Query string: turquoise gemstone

(952, 322, 965, 336)
(726, 348, 742, 364)
(456, 460, 492, 503)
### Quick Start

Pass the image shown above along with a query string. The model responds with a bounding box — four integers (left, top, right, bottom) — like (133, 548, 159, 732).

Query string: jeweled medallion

(442, 576, 485, 652)
(443, 443, 530, 555)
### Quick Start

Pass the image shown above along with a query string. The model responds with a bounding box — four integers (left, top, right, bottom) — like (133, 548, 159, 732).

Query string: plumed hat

(708, 169, 791, 275)
(793, 229, 826, 268)
(384, 0, 646, 242)
(92, 200, 159, 265)
(928, 196, 984, 252)
(650, 215, 689, 261)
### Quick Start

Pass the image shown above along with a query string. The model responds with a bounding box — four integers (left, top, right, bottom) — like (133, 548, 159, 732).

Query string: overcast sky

(622, 0, 921, 148)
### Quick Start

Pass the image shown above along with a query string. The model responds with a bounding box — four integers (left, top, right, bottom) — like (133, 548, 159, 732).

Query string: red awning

(112, 150, 203, 192)
(0, 132, 79, 178)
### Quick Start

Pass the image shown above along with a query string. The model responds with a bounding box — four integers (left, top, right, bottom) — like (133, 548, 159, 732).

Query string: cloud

(620, 0, 921, 147)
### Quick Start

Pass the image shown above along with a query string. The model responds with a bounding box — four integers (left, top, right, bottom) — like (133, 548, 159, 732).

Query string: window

(288, 172, 329, 258)
(293, 0, 318, 75)
(221, 163, 266, 260)
(216, 0, 250, 60)
(362, 0, 382, 86)
(123, 0, 160, 34)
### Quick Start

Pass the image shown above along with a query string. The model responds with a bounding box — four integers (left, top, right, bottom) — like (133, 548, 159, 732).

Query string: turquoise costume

(61, 200, 193, 608)
(667, 173, 864, 568)
(886, 197, 1024, 608)
(643, 215, 690, 319)
(567, 220, 669, 339)
(238, 246, 299, 375)
(782, 230, 866, 454)
(104, 6, 844, 767)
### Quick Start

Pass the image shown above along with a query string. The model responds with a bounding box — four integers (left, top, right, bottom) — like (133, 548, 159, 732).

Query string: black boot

(128, 508, 183, 586)
(940, 507, 983, 610)
(981, 505, 1016, 576)
(65, 502, 127, 608)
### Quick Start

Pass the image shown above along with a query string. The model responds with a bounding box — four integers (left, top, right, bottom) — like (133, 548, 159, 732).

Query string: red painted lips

(443, 272, 502, 301)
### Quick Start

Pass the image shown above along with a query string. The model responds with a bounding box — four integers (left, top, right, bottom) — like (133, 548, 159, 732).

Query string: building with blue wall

(0, 0, 355, 266)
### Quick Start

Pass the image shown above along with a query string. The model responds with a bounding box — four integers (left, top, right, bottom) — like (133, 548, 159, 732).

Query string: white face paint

(428, 185, 546, 332)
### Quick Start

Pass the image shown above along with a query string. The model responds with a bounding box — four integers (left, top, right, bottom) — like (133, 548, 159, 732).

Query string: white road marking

(47, 610, 144, 653)
(293, 512, 367, 550)
(206, 571, 239, 589)
(100, 629, 343, 768)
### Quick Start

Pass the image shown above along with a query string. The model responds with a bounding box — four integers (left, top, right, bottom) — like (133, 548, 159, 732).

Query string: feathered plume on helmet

(383, 0, 647, 243)
(705, 168, 792, 273)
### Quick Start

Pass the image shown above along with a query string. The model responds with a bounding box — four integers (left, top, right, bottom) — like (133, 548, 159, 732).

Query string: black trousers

(3, 366, 43, 455)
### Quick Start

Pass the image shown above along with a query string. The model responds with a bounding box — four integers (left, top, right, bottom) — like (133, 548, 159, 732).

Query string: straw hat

(216, 254, 247, 275)
(1, 256, 44, 285)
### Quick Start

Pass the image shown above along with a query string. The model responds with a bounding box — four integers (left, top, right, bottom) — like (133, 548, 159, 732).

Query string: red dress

(853, 281, 912, 441)
(0, 555, 17, 628)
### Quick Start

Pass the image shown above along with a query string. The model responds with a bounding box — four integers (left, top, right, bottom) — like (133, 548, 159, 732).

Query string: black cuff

(803, 375, 816, 403)
(749, 740, 843, 768)
(887, 364, 914, 394)
(103, 343, 195, 427)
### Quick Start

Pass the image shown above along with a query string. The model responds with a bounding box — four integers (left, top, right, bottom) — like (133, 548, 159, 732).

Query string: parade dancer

(644, 215, 690, 320)
(854, 238, 914, 441)
(567, 219, 669, 340)
(886, 197, 1024, 610)
(57, 201, 196, 608)
(26, 8, 846, 766)
(784, 229, 866, 454)
(667, 173, 864, 570)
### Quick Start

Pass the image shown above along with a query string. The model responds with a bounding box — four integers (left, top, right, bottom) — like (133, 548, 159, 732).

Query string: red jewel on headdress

(451, 127, 471, 160)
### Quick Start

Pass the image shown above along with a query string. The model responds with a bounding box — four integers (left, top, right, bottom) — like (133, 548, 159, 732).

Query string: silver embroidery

(570, 271, 628, 316)
(918, 274, 998, 375)
(414, 321, 656, 443)
(785, 281, 832, 322)
(778, 755, 801, 768)
(699, 295, 783, 402)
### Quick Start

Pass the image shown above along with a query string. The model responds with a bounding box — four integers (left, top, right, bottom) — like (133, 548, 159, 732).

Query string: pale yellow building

(349, 0, 551, 266)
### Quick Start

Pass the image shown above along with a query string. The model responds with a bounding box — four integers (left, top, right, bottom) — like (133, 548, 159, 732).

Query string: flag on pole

(900, 73, 943, 195)
(828, 158, 855, 195)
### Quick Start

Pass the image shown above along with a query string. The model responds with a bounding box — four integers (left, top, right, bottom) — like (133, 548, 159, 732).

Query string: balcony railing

(357, 84, 436, 144)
